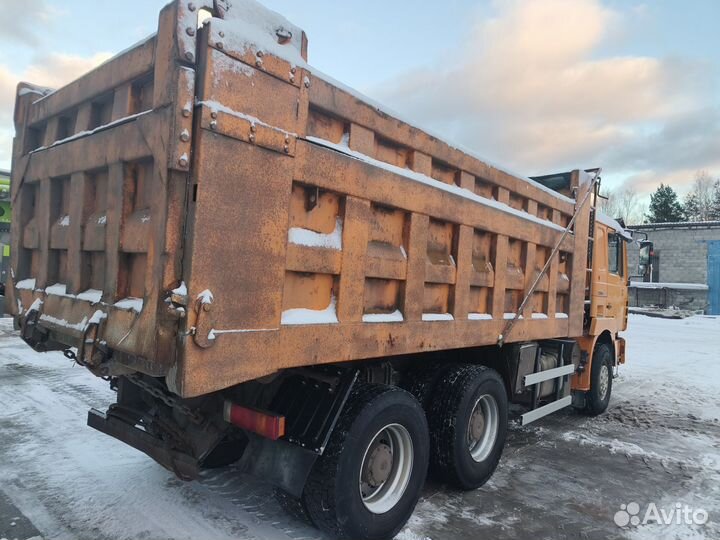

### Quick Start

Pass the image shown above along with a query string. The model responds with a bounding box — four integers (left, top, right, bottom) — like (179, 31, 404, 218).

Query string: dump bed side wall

(175, 18, 591, 397)
(8, 2, 214, 371)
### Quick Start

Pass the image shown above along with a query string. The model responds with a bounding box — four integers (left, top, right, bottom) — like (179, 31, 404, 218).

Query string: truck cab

(531, 170, 633, 411)
(572, 215, 631, 404)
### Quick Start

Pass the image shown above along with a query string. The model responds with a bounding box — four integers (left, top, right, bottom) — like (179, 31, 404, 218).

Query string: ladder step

(521, 395, 572, 425)
(524, 364, 576, 387)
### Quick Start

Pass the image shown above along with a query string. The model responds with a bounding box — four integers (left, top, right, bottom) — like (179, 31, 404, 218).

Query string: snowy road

(0, 314, 718, 540)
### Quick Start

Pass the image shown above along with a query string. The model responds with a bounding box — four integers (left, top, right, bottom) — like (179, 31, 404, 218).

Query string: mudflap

(237, 434, 318, 498)
(88, 408, 201, 480)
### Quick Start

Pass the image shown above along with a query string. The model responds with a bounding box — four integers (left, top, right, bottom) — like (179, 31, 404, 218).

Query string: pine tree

(646, 184, 685, 223)
(683, 191, 700, 221)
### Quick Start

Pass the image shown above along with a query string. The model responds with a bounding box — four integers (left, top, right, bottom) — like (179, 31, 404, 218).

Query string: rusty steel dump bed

(9, 0, 592, 398)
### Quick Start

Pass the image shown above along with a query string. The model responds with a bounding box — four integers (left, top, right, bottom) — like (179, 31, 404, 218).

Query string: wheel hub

(467, 394, 500, 463)
(366, 443, 393, 486)
(469, 408, 485, 441)
(599, 364, 609, 400)
(359, 424, 414, 514)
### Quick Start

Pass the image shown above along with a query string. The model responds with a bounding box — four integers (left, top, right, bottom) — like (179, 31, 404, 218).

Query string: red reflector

(223, 401, 285, 440)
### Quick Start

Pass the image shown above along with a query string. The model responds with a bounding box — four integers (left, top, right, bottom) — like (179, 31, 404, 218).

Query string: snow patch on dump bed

(204, 2, 575, 208)
(281, 296, 338, 325)
(288, 219, 343, 250)
(306, 136, 566, 233)
(39, 313, 89, 332)
(422, 313, 454, 321)
(211, 0, 306, 67)
(114, 297, 144, 313)
(197, 100, 297, 137)
(16, 278, 36, 290)
(197, 289, 214, 305)
(363, 311, 404, 323)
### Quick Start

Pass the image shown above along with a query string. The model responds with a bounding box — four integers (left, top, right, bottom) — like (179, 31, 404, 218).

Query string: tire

(428, 365, 508, 491)
(274, 488, 313, 525)
(583, 342, 613, 416)
(399, 362, 457, 410)
(302, 383, 429, 540)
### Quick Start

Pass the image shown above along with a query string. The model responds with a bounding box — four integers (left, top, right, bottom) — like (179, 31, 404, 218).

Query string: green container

(0, 171, 10, 227)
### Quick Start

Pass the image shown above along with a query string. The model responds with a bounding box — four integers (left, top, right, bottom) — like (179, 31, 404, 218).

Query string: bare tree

(683, 171, 717, 222)
(598, 185, 645, 225)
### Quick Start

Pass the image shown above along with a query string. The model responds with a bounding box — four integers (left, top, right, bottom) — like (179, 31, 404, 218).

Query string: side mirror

(637, 241, 653, 280)
(638, 241, 652, 267)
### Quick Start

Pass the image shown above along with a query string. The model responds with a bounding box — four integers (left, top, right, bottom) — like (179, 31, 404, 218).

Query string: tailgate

(6, 1, 221, 374)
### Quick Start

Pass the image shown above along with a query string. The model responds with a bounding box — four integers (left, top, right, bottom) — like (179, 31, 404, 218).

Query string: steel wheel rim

(467, 394, 499, 463)
(359, 423, 414, 514)
(599, 364, 610, 400)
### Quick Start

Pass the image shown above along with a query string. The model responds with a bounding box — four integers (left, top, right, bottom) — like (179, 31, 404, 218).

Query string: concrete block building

(627, 221, 720, 314)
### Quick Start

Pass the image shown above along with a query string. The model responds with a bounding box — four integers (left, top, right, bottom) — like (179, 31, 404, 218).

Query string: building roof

(628, 221, 720, 231)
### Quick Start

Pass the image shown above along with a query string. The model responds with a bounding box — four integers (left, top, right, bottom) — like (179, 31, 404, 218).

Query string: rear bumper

(87, 408, 200, 480)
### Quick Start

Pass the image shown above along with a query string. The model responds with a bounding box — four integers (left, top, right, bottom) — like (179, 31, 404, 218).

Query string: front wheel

(302, 384, 429, 540)
(583, 342, 613, 416)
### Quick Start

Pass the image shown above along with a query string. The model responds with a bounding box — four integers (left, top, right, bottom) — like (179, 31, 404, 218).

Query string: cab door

(605, 231, 628, 330)
(590, 223, 627, 327)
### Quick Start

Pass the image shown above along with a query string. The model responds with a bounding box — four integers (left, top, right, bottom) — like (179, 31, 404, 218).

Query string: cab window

(608, 233, 623, 276)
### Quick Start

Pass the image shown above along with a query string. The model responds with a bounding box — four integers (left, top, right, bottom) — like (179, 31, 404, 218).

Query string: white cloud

(0, 52, 112, 168)
(372, 0, 718, 195)
(0, 0, 55, 47)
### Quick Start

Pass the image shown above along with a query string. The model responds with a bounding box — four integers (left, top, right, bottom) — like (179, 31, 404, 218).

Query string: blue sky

(1, 0, 718, 203)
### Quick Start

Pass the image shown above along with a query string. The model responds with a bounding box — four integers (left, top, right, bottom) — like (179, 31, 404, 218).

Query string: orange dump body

(9, 0, 596, 398)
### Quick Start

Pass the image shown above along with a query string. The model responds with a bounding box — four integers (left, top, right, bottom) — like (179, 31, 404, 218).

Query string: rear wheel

(583, 342, 613, 416)
(427, 365, 508, 490)
(302, 384, 429, 540)
(399, 362, 457, 410)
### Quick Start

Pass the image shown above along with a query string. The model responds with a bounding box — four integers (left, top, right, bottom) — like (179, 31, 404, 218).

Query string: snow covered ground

(0, 314, 718, 540)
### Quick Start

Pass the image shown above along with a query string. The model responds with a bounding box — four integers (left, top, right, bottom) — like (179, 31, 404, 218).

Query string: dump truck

(7, 1, 646, 539)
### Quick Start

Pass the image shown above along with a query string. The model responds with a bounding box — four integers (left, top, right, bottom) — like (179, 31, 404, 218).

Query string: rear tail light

(223, 401, 286, 440)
